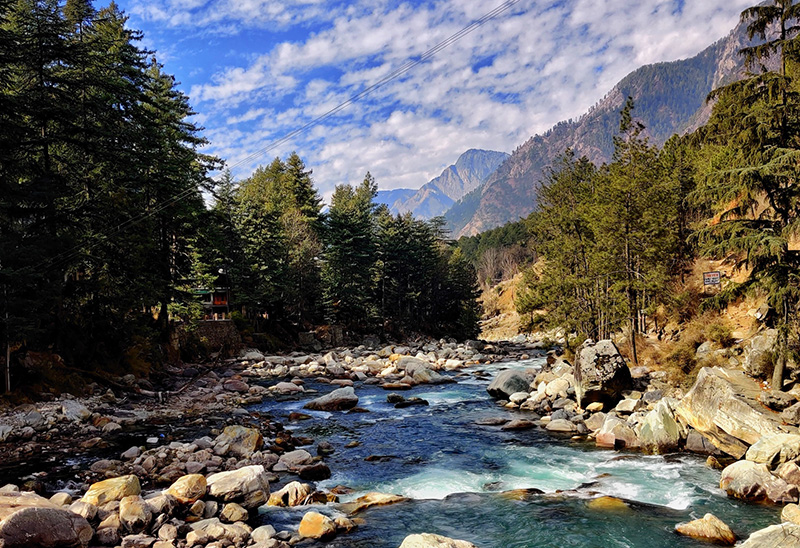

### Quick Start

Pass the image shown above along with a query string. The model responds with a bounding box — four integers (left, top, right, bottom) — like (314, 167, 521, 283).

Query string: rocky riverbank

(3, 333, 800, 547)
(0, 338, 535, 548)
(482, 337, 800, 546)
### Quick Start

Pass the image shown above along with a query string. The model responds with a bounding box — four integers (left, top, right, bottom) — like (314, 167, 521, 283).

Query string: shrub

(705, 321, 735, 347)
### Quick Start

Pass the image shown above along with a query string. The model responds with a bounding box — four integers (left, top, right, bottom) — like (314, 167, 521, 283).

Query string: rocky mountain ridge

(376, 149, 508, 220)
(446, 15, 763, 237)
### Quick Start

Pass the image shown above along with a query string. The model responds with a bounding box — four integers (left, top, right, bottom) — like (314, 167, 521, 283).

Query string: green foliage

(705, 321, 735, 348)
(516, 100, 693, 350)
(689, 0, 800, 386)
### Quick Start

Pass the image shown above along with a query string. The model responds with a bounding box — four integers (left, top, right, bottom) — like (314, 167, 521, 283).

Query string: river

(255, 356, 780, 547)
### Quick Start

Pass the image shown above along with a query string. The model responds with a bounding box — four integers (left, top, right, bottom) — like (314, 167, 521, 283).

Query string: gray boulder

(676, 367, 795, 458)
(745, 434, 800, 468)
(638, 399, 682, 454)
(574, 340, 632, 406)
(720, 460, 798, 504)
(0, 506, 93, 548)
(738, 523, 800, 547)
(744, 329, 778, 379)
(399, 533, 479, 548)
(487, 369, 532, 400)
(206, 465, 271, 509)
(303, 387, 358, 411)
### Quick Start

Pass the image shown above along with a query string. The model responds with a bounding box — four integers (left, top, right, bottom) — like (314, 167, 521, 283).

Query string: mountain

(390, 149, 509, 219)
(446, 17, 762, 237)
(375, 188, 416, 211)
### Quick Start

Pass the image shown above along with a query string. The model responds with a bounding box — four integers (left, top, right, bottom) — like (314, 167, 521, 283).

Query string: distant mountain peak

(445, 15, 759, 237)
(390, 149, 508, 220)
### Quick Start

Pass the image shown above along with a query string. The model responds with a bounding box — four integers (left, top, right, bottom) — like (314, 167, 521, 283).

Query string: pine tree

(691, 1, 800, 388)
(322, 173, 379, 329)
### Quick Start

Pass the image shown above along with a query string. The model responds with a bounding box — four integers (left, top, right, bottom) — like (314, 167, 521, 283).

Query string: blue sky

(115, 0, 752, 200)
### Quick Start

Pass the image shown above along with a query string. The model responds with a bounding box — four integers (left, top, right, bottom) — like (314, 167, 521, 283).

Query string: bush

(705, 321, 735, 347)
(664, 341, 697, 374)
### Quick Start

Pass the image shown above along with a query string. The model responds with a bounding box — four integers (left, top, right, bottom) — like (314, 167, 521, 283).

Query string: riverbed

(256, 357, 780, 547)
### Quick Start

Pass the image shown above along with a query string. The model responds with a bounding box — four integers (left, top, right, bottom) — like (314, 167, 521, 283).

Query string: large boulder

(738, 523, 800, 547)
(487, 369, 532, 400)
(214, 426, 263, 458)
(574, 340, 632, 406)
(595, 415, 639, 449)
(61, 400, 91, 422)
(298, 511, 335, 540)
(119, 495, 151, 534)
(744, 329, 778, 379)
(720, 460, 798, 504)
(399, 533, 479, 548)
(746, 434, 800, 468)
(267, 482, 313, 507)
(675, 513, 736, 546)
(164, 474, 207, 504)
(676, 367, 795, 458)
(206, 465, 271, 509)
(639, 399, 681, 454)
(304, 387, 359, 411)
(0, 505, 93, 548)
(80, 475, 141, 506)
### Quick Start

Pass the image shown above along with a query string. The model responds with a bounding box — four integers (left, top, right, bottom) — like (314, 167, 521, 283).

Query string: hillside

(446, 16, 760, 237)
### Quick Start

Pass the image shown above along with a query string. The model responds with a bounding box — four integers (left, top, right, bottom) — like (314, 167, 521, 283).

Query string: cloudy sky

(116, 0, 753, 199)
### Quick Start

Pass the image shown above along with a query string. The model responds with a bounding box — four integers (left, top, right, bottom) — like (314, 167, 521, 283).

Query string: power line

(18, 0, 523, 276)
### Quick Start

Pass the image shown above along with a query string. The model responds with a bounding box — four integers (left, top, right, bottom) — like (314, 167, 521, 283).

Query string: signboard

(703, 271, 721, 286)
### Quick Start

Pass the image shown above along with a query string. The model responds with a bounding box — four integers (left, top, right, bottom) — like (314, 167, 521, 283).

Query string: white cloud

(126, 0, 755, 200)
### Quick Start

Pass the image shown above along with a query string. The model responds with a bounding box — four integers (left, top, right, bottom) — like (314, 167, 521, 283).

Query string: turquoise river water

(254, 357, 782, 547)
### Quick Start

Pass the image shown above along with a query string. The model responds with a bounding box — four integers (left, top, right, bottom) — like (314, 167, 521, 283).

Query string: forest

(504, 3, 800, 389)
(0, 0, 479, 392)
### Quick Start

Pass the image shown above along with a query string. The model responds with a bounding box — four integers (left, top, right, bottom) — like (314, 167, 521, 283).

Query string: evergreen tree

(691, 0, 800, 388)
(322, 173, 379, 329)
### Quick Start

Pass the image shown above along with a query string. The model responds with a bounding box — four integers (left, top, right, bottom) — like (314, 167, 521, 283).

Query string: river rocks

(685, 430, 719, 455)
(676, 367, 792, 458)
(273, 382, 303, 395)
(596, 415, 639, 449)
(119, 495, 152, 534)
(399, 533, 479, 548)
(586, 496, 629, 512)
(487, 369, 531, 399)
(298, 511, 336, 540)
(738, 523, 800, 547)
(304, 387, 359, 411)
(746, 434, 800, 468)
(783, 503, 800, 525)
(546, 419, 577, 433)
(61, 400, 91, 422)
(268, 482, 312, 507)
(783, 403, 800, 426)
(340, 492, 407, 514)
(502, 419, 536, 431)
(720, 460, 798, 504)
(675, 513, 736, 545)
(277, 449, 313, 470)
(639, 399, 681, 454)
(220, 502, 248, 523)
(744, 329, 778, 379)
(206, 465, 271, 509)
(164, 474, 206, 504)
(81, 475, 141, 506)
(214, 425, 263, 458)
(777, 462, 800, 486)
(574, 340, 632, 406)
(0, 506, 93, 548)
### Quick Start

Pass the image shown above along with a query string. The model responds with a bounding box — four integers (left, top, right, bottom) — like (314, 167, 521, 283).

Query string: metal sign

(703, 271, 721, 286)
